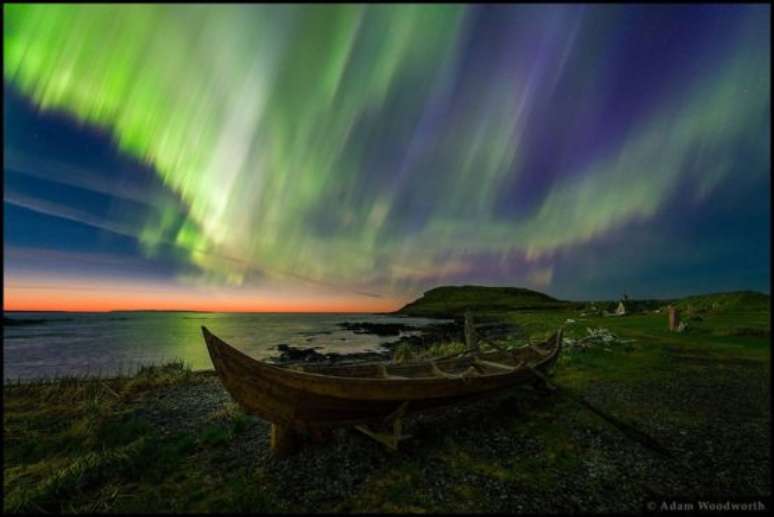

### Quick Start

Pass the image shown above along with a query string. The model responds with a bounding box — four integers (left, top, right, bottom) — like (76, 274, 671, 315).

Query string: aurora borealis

(3, 4, 771, 311)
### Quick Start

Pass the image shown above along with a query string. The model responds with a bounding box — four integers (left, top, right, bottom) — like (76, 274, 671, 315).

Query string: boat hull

(202, 326, 562, 429)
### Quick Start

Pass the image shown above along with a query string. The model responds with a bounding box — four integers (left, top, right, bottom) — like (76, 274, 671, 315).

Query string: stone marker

(668, 305, 680, 331)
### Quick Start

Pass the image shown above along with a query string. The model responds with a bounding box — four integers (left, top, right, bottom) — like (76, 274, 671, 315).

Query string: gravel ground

(127, 350, 770, 513)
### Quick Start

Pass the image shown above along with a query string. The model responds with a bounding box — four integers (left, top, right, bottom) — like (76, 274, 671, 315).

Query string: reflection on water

(3, 312, 446, 382)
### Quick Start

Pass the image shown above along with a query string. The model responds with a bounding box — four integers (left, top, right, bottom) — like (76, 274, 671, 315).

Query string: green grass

(4, 289, 770, 513)
(675, 290, 770, 313)
(392, 340, 468, 362)
(3, 355, 287, 513)
(2, 361, 216, 513)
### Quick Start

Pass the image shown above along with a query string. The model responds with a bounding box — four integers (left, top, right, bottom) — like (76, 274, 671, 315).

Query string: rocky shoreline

(268, 319, 524, 365)
(270, 320, 465, 365)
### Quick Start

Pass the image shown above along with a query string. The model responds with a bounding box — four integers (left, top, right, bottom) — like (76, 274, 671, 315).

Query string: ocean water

(3, 312, 447, 382)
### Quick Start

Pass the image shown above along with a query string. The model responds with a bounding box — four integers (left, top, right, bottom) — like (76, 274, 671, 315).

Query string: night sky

(3, 4, 771, 312)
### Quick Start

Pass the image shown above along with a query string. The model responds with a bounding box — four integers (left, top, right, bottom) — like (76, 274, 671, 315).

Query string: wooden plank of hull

(202, 326, 562, 428)
(215, 344, 547, 409)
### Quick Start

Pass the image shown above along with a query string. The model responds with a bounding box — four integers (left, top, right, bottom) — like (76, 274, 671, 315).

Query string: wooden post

(270, 423, 299, 457)
(464, 311, 478, 352)
(667, 305, 680, 332)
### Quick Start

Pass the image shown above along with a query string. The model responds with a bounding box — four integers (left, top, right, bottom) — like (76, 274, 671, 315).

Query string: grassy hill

(395, 285, 572, 318)
(395, 285, 770, 319)
(674, 290, 770, 313)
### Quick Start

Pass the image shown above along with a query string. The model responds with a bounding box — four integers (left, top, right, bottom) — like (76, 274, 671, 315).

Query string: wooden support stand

(354, 401, 411, 451)
(273, 404, 414, 456)
(270, 423, 300, 458)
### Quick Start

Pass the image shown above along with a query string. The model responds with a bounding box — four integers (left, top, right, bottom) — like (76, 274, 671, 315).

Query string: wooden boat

(201, 325, 562, 455)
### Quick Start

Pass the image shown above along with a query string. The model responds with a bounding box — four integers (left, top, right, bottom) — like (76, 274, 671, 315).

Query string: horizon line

(3, 309, 395, 314)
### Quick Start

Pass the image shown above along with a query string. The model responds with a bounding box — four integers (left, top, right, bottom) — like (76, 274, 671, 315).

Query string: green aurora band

(4, 4, 770, 296)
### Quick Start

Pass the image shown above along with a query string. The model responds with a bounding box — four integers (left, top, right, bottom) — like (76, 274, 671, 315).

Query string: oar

(525, 365, 674, 459)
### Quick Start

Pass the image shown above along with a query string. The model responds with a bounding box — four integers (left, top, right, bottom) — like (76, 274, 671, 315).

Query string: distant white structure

(615, 301, 626, 316)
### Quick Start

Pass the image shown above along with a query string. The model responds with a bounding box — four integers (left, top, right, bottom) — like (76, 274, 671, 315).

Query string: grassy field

(3, 291, 770, 513)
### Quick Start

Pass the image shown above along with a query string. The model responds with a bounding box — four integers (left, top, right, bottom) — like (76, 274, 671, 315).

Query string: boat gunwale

(203, 326, 561, 384)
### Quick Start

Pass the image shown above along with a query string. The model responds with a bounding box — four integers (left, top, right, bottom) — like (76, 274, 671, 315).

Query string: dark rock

(274, 345, 327, 363)
(273, 319, 468, 367)
(4, 317, 46, 326)
(272, 344, 390, 366)
(337, 322, 418, 336)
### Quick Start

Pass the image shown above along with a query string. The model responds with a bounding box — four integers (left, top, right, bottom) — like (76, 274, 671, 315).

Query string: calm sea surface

(3, 312, 447, 382)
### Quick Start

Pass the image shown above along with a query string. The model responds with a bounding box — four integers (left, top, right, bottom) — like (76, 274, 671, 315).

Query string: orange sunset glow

(4, 279, 403, 313)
